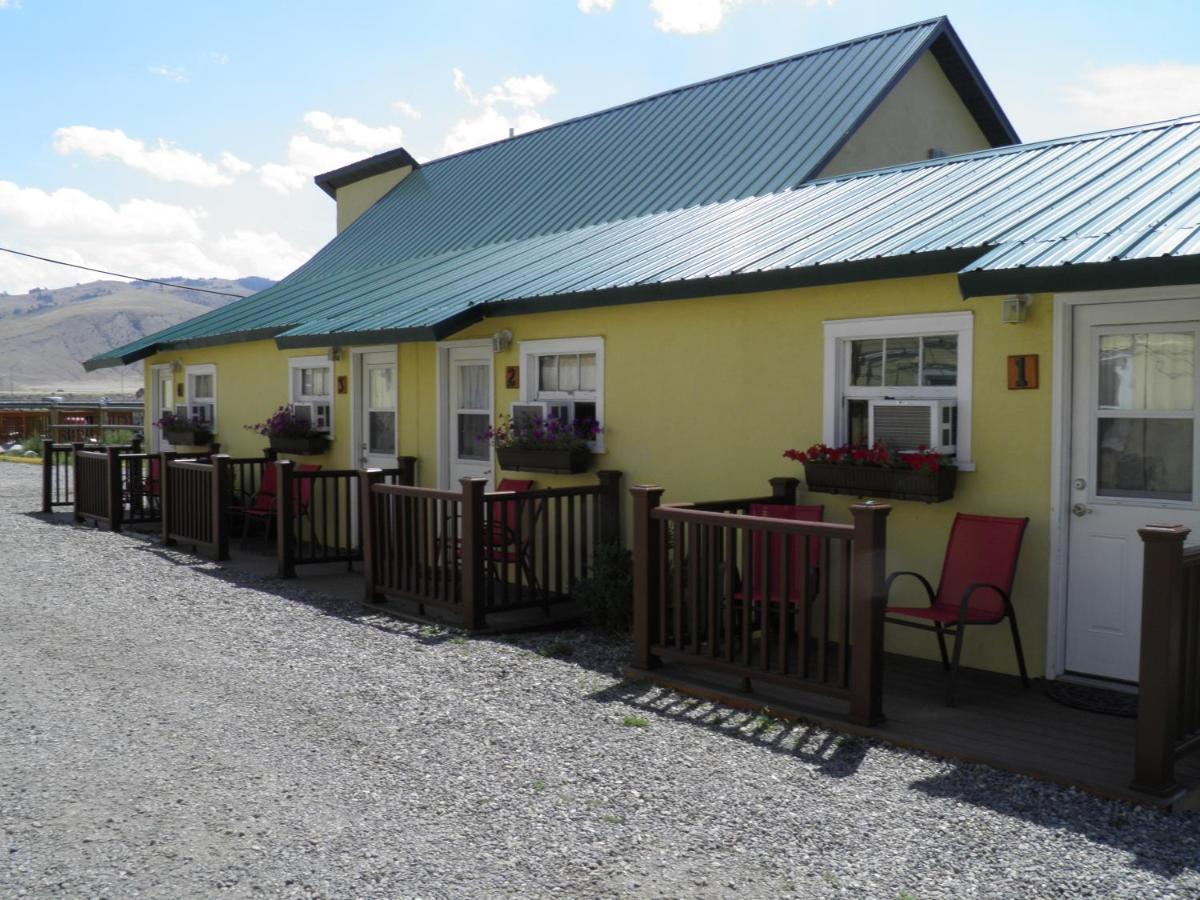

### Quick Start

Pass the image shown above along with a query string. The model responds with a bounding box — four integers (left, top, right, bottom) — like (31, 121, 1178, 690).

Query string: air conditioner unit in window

(868, 400, 957, 453)
(510, 401, 549, 425)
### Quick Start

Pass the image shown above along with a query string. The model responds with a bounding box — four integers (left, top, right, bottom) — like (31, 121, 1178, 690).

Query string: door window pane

(1098, 333, 1194, 411)
(850, 339, 883, 386)
(1097, 417, 1193, 501)
(369, 366, 393, 408)
(191, 373, 213, 399)
(457, 413, 489, 461)
(457, 364, 488, 410)
(885, 337, 920, 387)
(922, 335, 958, 386)
(369, 411, 396, 454)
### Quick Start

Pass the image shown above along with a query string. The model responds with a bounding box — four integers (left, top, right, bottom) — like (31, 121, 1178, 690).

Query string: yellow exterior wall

(819, 52, 993, 179)
(335, 165, 413, 233)
(140, 274, 1055, 677)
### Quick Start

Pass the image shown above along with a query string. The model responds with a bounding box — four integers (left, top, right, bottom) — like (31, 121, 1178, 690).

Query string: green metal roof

(88, 17, 1022, 369)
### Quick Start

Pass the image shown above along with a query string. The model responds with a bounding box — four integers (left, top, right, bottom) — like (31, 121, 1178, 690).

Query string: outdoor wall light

(1001, 294, 1031, 324)
(170, 359, 183, 373)
(492, 329, 513, 353)
(327, 347, 342, 362)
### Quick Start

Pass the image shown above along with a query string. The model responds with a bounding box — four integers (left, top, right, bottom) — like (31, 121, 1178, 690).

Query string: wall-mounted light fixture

(1000, 294, 1031, 324)
(170, 359, 183, 373)
(492, 329, 513, 353)
(327, 347, 342, 362)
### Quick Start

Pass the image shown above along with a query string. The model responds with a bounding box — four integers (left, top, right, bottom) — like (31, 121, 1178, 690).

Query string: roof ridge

(412, 17, 947, 171)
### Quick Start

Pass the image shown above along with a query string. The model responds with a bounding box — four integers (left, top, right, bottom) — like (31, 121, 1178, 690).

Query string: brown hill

(0, 277, 269, 395)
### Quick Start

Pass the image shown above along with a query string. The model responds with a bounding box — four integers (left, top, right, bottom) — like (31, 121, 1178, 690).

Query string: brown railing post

(130, 434, 143, 454)
(396, 456, 417, 485)
(631, 485, 665, 671)
(460, 477, 487, 630)
(848, 501, 891, 726)
(211, 454, 231, 561)
(160, 452, 177, 546)
(1132, 524, 1189, 796)
(71, 441, 84, 523)
(597, 470, 623, 547)
(106, 445, 124, 532)
(276, 459, 296, 578)
(770, 476, 800, 504)
(360, 469, 384, 603)
(41, 438, 53, 513)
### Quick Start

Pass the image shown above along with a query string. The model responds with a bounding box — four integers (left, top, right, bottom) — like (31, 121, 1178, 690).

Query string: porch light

(492, 329, 513, 353)
(1001, 294, 1031, 324)
(327, 347, 342, 362)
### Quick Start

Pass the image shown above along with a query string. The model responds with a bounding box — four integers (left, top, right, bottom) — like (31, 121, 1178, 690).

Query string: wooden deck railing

(162, 453, 230, 560)
(1133, 525, 1200, 796)
(41, 439, 80, 512)
(630, 485, 891, 725)
(275, 457, 416, 578)
(360, 471, 623, 630)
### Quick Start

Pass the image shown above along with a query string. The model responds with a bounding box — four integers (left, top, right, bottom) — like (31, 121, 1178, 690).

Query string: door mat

(1045, 681, 1137, 718)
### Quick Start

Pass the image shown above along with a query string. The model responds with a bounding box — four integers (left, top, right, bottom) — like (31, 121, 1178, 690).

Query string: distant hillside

(0, 277, 271, 394)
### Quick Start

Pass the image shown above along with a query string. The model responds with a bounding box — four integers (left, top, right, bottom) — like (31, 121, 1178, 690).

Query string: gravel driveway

(1, 462, 1198, 899)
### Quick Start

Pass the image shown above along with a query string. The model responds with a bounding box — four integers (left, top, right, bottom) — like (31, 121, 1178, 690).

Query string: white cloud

(650, 0, 738, 34)
(53, 126, 232, 187)
(1060, 63, 1200, 132)
(441, 70, 558, 155)
(258, 135, 362, 194)
(148, 64, 187, 83)
(578, 0, 614, 12)
(209, 51, 229, 65)
(392, 100, 422, 119)
(302, 110, 405, 152)
(0, 1, 22, 10)
(0, 179, 314, 292)
(219, 151, 253, 174)
(0, 181, 204, 240)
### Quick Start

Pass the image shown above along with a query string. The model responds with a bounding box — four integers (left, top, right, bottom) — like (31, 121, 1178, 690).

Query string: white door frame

(436, 339, 494, 490)
(149, 363, 174, 453)
(349, 345, 397, 470)
(1047, 284, 1200, 679)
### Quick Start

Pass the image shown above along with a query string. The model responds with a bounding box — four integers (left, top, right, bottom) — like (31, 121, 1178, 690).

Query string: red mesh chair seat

(232, 462, 278, 518)
(733, 503, 824, 604)
(885, 513, 1030, 705)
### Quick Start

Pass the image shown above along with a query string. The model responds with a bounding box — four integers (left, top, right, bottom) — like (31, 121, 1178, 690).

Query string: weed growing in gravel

(536, 639, 573, 659)
(745, 711, 778, 734)
(448, 635, 469, 645)
(601, 814, 626, 825)
(833, 733, 864, 748)
(621, 714, 650, 728)
(532, 779, 547, 792)
(897, 891, 919, 900)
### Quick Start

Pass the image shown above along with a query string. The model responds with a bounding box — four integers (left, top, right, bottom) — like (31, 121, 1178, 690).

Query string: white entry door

(1065, 298, 1200, 682)
(356, 351, 397, 469)
(445, 345, 493, 489)
(152, 365, 174, 453)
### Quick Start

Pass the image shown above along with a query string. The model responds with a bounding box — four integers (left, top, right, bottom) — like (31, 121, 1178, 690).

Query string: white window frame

(822, 312, 973, 469)
(288, 355, 335, 434)
(184, 364, 217, 431)
(519, 336, 605, 452)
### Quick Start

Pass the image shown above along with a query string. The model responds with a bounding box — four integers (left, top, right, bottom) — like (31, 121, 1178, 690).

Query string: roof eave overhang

(82, 326, 289, 371)
(959, 256, 1200, 299)
(928, 21, 1021, 146)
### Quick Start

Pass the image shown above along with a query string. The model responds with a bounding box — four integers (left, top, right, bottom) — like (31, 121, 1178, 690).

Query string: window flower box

(268, 433, 330, 456)
(785, 442, 956, 503)
(163, 427, 214, 446)
(496, 445, 591, 474)
(485, 414, 601, 475)
(801, 461, 956, 503)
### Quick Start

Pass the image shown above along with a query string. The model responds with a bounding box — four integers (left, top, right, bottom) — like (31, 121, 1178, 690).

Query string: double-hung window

(518, 337, 604, 450)
(184, 364, 217, 428)
(288, 356, 334, 432)
(823, 312, 973, 468)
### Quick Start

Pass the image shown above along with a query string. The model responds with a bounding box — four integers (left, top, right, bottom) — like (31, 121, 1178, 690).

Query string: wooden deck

(626, 654, 1200, 811)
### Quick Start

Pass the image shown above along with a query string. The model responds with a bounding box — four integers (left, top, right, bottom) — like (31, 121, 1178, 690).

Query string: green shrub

(571, 542, 633, 634)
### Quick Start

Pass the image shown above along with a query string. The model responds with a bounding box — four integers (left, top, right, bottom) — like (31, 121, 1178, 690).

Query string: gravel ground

(1, 462, 1199, 899)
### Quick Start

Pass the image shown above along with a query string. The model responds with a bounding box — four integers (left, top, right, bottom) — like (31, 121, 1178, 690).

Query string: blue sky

(2, 0, 1199, 293)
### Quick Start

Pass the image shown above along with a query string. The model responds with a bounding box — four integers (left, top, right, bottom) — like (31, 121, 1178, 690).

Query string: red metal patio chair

(240, 463, 321, 545)
(734, 503, 825, 604)
(884, 513, 1030, 706)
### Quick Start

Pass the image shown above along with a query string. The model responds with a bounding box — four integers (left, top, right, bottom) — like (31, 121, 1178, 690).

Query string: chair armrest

(956, 582, 1010, 621)
(884, 570, 936, 606)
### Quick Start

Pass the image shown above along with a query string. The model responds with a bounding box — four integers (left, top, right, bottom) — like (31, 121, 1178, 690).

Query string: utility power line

(0, 246, 247, 298)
